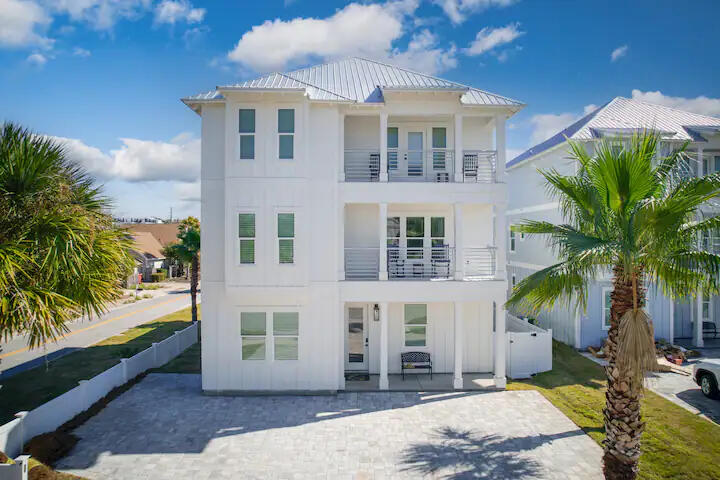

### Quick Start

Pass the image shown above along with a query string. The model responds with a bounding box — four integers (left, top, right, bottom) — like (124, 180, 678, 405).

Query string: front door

(345, 305, 368, 371)
(406, 131, 424, 178)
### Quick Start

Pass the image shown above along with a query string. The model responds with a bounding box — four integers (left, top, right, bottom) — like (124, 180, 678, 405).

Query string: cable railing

(344, 247, 380, 280)
(344, 149, 381, 182)
(387, 149, 454, 182)
(461, 150, 497, 183)
(387, 246, 455, 280)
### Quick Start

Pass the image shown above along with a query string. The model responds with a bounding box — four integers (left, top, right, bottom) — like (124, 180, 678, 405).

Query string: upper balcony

(340, 113, 506, 185)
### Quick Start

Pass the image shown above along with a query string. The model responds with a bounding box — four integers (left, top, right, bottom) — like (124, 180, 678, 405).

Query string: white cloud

(434, 0, 517, 24)
(26, 52, 48, 66)
(529, 113, 578, 145)
(631, 90, 720, 117)
(0, 0, 53, 48)
(54, 133, 200, 183)
(48, 0, 153, 31)
(72, 46, 90, 57)
(583, 104, 598, 115)
(154, 0, 205, 25)
(611, 44, 628, 62)
(174, 181, 200, 203)
(465, 23, 524, 56)
(226, 0, 455, 75)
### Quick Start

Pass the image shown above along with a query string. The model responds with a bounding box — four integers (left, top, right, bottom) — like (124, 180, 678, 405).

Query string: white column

(669, 298, 675, 345)
(454, 113, 463, 182)
(494, 114, 507, 183)
(454, 203, 464, 280)
(379, 112, 388, 182)
(379, 302, 389, 390)
(338, 203, 345, 281)
(494, 299, 507, 388)
(695, 290, 705, 347)
(698, 146, 704, 177)
(379, 203, 388, 280)
(494, 204, 507, 280)
(453, 302, 464, 389)
(339, 113, 345, 182)
(338, 300, 346, 390)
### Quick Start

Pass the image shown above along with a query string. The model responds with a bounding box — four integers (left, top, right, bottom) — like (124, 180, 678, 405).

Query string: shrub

(151, 271, 166, 282)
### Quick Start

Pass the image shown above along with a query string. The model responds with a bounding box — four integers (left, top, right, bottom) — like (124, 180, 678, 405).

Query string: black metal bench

(703, 321, 718, 339)
(401, 351, 432, 380)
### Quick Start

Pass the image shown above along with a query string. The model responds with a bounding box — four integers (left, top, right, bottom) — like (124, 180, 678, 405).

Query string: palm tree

(507, 133, 720, 480)
(171, 217, 200, 323)
(0, 123, 135, 348)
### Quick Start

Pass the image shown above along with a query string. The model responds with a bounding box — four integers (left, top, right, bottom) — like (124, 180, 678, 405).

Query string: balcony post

(698, 146, 704, 177)
(494, 299, 507, 388)
(494, 204, 507, 280)
(454, 203, 464, 280)
(694, 290, 704, 348)
(379, 203, 388, 280)
(338, 203, 345, 281)
(494, 114, 506, 183)
(379, 112, 388, 182)
(339, 113, 345, 182)
(453, 301, 463, 389)
(454, 113, 463, 182)
(379, 302, 389, 390)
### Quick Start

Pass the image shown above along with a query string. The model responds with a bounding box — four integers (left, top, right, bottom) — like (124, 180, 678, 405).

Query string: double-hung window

(239, 109, 255, 160)
(404, 304, 427, 347)
(278, 109, 294, 159)
(238, 213, 256, 264)
(278, 213, 295, 264)
(273, 312, 299, 360)
(241, 312, 266, 360)
(406, 217, 424, 259)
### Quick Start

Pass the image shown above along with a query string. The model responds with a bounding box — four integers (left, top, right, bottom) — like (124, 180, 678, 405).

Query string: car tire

(699, 372, 720, 399)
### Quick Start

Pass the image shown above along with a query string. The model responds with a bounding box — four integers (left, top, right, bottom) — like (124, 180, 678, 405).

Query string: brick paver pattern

(57, 374, 603, 479)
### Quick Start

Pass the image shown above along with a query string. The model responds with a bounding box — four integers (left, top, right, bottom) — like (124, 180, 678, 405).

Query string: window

(238, 213, 256, 264)
(273, 312, 299, 360)
(431, 127, 447, 169)
(387, 216, 400, 248)
(278, 213, 295, 264)
(702, 293, 710, 321)
(430, 217, 445, 248)
(404, 304, 427, 347)
(387, 127, 399, 170)
(406, 217, 424, 259)
(239, 109, 255, 159)
(602, 288, 612, 330)
(241, 312, 266, 360)
(520, 232, 526, 241)
(702, 156, 720, 175)
(278, 109, 294, 159)
(512, 274, 516, 287)
(510, 228, 516, 252)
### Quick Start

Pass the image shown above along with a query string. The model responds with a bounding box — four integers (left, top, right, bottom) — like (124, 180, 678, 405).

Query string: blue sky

(2, 0, 720, 219)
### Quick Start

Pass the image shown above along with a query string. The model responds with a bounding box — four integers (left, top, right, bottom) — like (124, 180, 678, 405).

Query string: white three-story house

(183, 57, 524, 392)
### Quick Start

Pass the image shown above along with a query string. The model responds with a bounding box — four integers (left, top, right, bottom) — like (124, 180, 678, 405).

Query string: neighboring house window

(520, 232, 526, 241)
(239, 109, 255, 160)
(702, 293, 710, 321)
(278, 109, 294, 159)
(602, 287, 612, 330)
(387, 127, 399, 170)
(407, 217, 424, 259)
(510, 228, 516, 252)
(278, 213, 295, 264)
(404, 304, 427, 347)
(241, 312, 266, 360)
(238, 213, 255, 264)
(702, 155, 720, 175)
(273, 312, 299, 360)
(512, 274, 516, 287)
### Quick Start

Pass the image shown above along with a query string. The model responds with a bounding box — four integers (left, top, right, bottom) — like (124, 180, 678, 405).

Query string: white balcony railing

(344, 246, 497, 280)
(343, 150, 497, 183)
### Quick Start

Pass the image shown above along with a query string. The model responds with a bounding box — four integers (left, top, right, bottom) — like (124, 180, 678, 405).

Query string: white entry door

(345, 305, 368, 371)
(406, 131, 424, 178)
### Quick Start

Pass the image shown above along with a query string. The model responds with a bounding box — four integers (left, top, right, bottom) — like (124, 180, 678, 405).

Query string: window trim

(277, 108, 295, 160)
(238, 210, 257, 266)
(238, 108, 256, 160)
(277, 211, 296, 265)
(403, 303, 428, 348)
(602, 287, 612, 331)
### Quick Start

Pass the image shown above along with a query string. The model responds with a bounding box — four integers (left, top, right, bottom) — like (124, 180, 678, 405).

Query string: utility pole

(169, 207, 173, 223)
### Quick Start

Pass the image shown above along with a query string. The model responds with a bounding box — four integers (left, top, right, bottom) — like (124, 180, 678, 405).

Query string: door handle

(365, 337, 369, 346)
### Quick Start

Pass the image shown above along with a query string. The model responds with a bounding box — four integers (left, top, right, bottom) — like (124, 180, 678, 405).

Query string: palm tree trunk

(603, 264, 646, 480)
(190, 254, 199, 323)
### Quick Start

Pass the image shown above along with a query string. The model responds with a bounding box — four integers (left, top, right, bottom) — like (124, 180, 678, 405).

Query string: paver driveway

(57, 374, 602, 479)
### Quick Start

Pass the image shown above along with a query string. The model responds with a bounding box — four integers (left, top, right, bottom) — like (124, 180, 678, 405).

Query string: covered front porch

(344, 372, 496, 391)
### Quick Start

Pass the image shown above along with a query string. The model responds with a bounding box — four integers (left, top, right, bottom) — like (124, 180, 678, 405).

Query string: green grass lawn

(508, 341, 720, 480)
(0, 306, 200, 424)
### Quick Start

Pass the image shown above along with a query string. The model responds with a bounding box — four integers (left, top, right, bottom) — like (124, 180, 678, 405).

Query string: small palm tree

(0, 123, 135, 348)
(507, 133, 720, 480)
(171, 217, 200, 323)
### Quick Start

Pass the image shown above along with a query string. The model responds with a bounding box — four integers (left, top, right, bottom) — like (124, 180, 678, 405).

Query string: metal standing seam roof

(182, 57, 524, 110)
(508, 96, 720, 168)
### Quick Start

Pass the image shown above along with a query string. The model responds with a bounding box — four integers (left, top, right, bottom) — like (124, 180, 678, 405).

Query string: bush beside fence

(0, 322, 198, 458)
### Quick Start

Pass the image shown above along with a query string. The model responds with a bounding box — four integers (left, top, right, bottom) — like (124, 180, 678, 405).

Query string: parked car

(693, 360, 720, 399)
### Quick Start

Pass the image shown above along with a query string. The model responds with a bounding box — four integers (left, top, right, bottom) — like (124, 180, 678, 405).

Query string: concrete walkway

(58, 374, 603, 479)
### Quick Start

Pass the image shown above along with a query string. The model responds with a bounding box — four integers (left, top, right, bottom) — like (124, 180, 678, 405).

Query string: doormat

(345, 373, 370, 381)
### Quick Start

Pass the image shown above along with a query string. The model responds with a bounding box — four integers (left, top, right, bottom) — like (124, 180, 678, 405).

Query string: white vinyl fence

(506, 314, 552, 379)
(0, 322, 198, 458)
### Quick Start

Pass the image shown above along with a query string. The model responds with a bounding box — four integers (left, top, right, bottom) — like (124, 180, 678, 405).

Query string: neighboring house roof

(508, 97, 720, 168)
(183, 57, 524, 111)
(129, 231, 166, 261)
(125, 222, 181, 247)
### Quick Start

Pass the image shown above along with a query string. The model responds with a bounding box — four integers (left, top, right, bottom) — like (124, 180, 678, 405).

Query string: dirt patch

(25, 432, 78, 466)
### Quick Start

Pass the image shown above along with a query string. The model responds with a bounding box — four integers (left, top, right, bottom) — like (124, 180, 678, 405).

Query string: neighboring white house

(507, 96, 720, 350)
(182, 57, 524, 392)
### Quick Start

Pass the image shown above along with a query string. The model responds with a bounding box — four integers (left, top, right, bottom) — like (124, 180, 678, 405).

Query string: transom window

(404, 304, 427, 347)
(273, 312, 299, 360)
(239, 109, 255, 160)
(238, 213, 255, 264)
(278, 213, 295, 264)
(278, 109, 294, 159)
(241, 312, 266, 360)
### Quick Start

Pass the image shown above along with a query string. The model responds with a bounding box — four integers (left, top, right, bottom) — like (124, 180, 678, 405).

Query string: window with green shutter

(273, 312, 299, 360)
(241, 312, 266, 360)
(278, 109, 294, 159)
(278, 213, 295, 264)
(238, 213, 255, 264)
(239, 109, 255, 159)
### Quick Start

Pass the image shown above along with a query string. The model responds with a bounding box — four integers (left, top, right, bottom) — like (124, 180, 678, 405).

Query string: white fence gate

(0, 322, 198, 458)
(506, 314, 552, 379)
